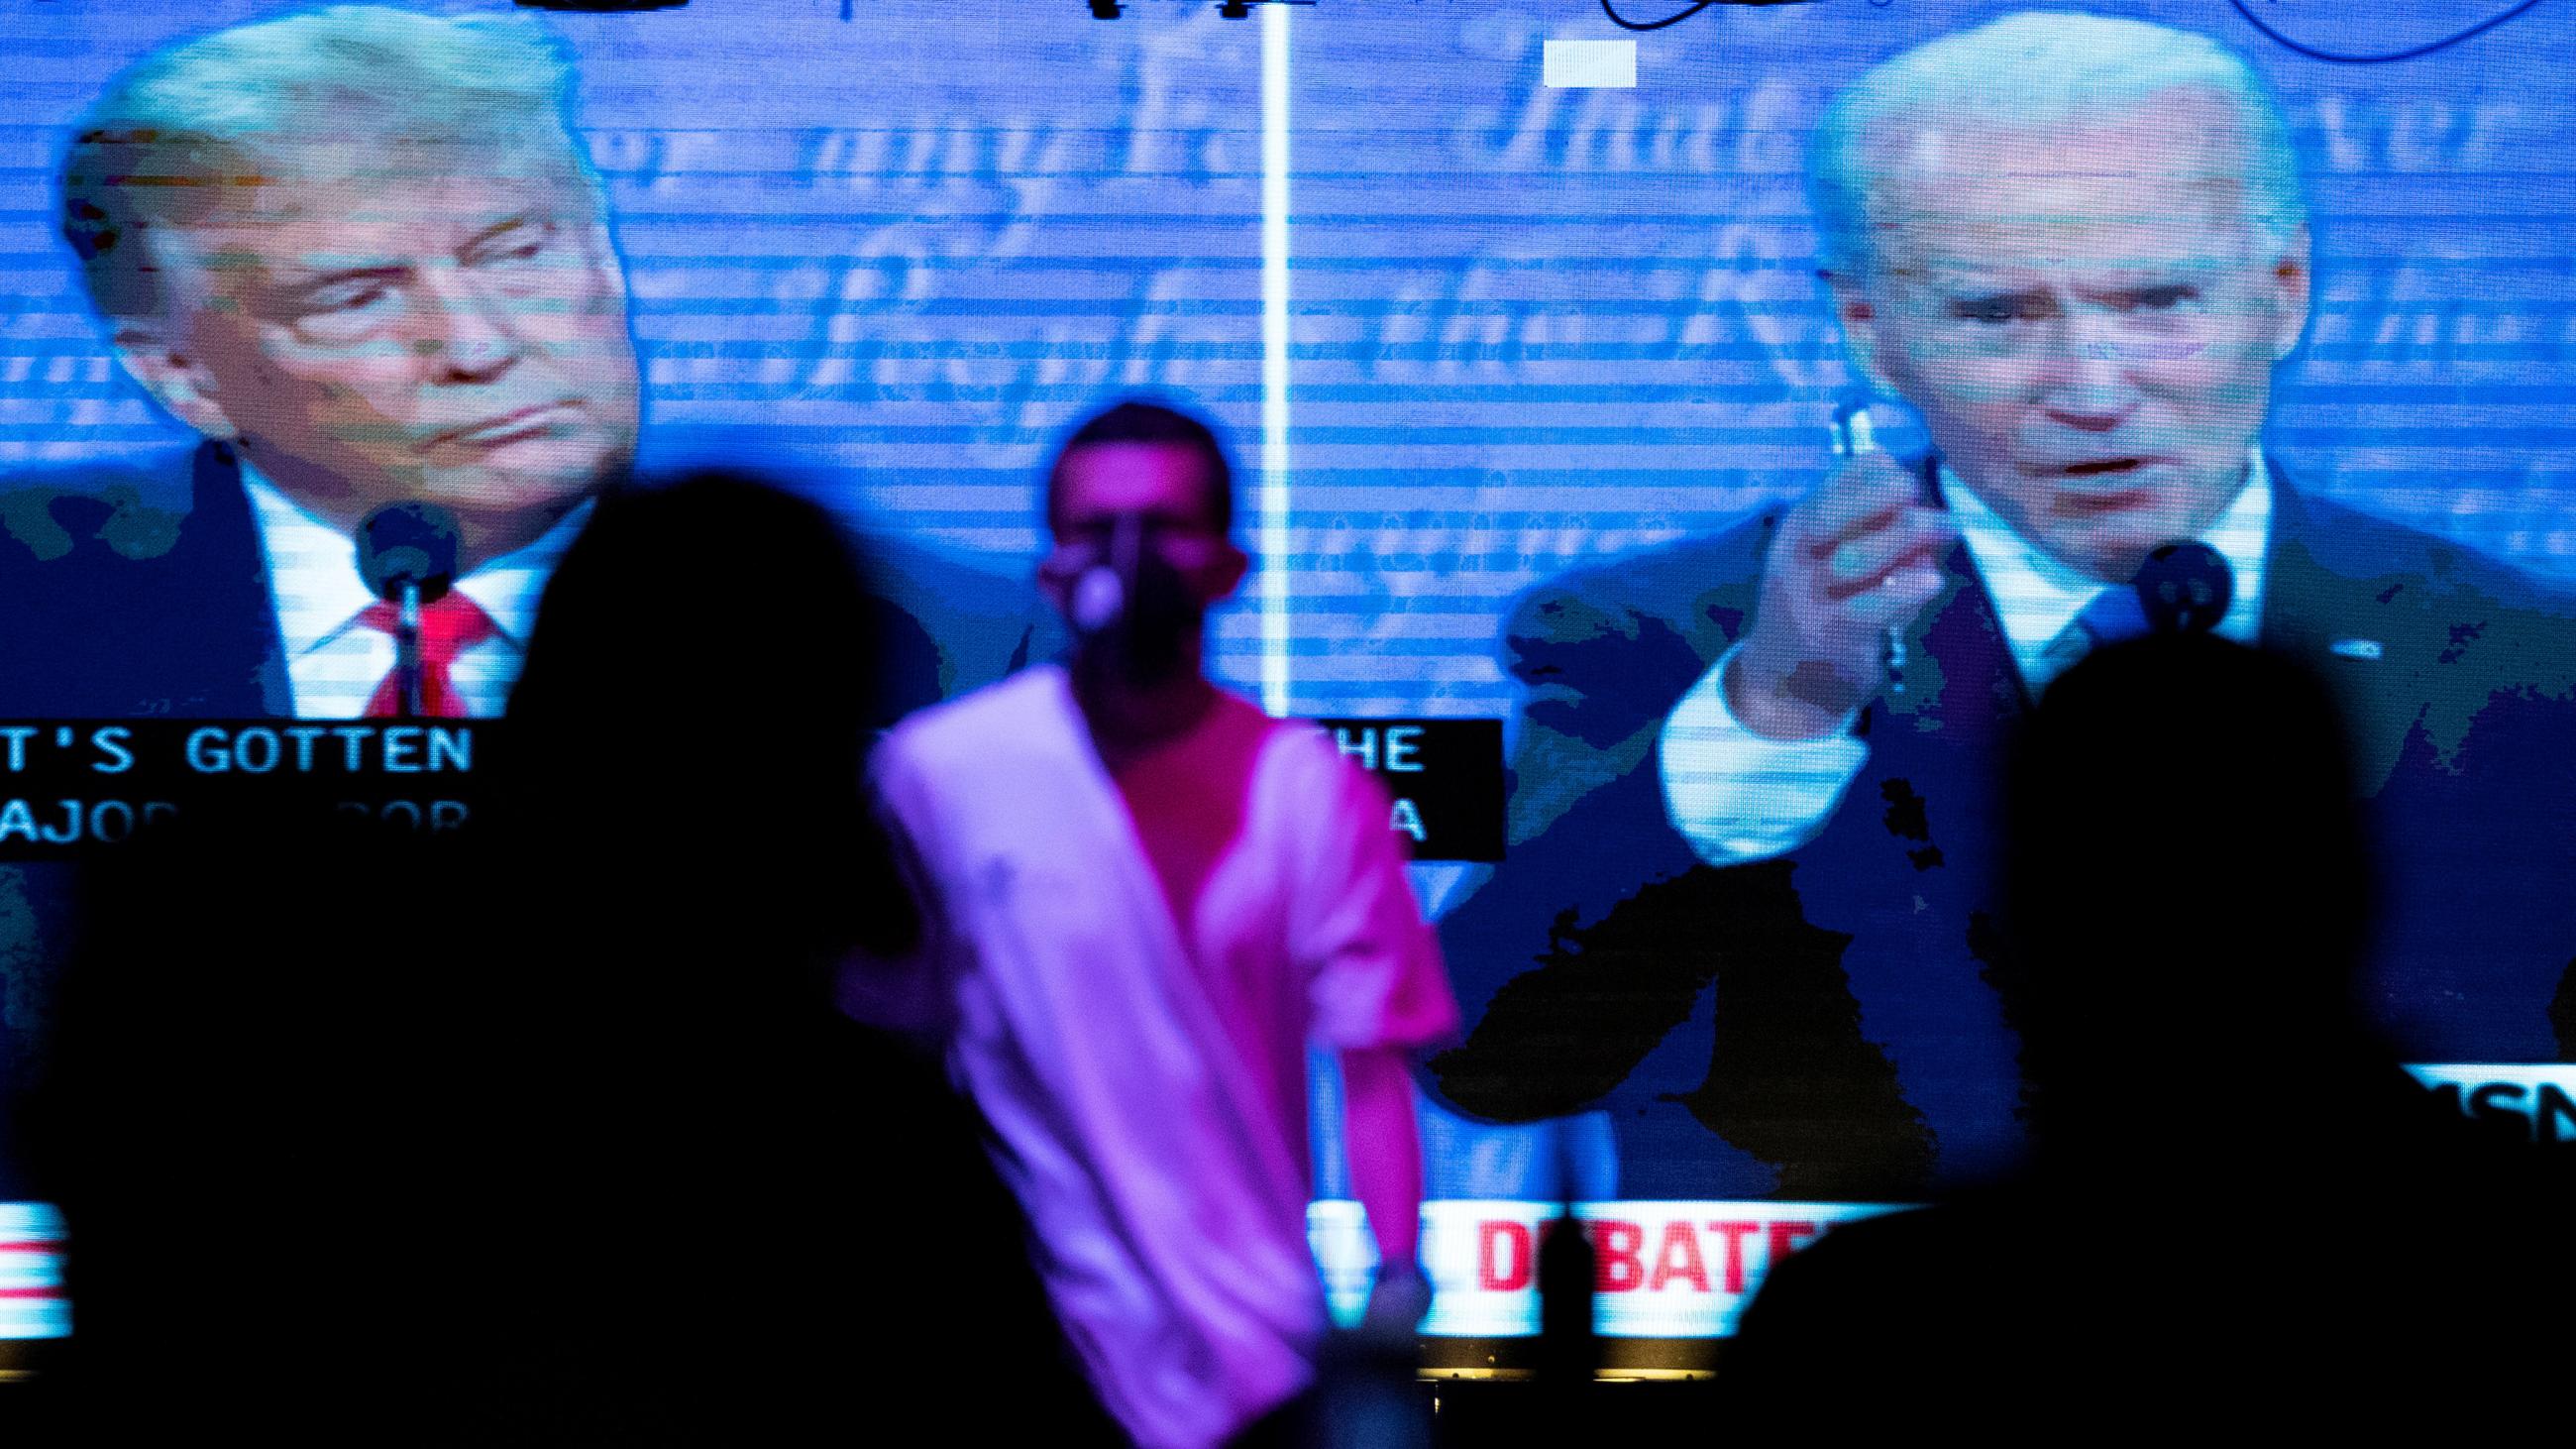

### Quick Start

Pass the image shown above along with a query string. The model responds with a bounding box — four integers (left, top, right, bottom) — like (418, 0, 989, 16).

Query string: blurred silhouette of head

(2003, 633, 2376, 1155)
(507, 470, 933, 964)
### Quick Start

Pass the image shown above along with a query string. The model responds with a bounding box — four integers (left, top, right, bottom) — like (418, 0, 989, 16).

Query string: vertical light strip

(1259, 0, 1293, 717)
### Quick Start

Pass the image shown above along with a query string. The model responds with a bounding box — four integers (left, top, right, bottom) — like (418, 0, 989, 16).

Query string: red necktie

(359, 592, 498, 719)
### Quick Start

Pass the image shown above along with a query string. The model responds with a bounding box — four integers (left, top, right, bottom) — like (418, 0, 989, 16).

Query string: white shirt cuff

(1658, 642, 1870, 866)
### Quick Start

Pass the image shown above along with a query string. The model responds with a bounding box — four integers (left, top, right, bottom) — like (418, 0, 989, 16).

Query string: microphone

(357, 502, 461, 606)
(356, 502, 463, 719)
(2131, 541, 2232, 634)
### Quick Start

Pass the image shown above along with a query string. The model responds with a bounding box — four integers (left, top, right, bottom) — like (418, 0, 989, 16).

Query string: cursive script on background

(1600, 0, 1859, 35)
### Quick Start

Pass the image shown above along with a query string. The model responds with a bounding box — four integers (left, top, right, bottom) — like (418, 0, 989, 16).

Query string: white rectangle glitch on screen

(1542, 39, 1637, 89)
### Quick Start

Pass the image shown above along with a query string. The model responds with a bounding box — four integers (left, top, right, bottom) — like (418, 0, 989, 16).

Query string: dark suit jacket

(1428, 462, 2576, 1199)
(0, 440, 1055, 721)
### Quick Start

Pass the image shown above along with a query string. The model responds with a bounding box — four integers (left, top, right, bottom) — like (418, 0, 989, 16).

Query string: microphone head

(2131, 540, 2232, 634)
(356, 502, 461, 605)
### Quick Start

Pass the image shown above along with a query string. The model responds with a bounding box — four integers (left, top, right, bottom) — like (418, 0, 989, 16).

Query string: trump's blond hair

(59, 5, 600, 321)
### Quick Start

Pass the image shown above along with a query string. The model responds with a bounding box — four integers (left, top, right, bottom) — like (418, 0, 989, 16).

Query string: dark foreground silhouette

(1725, 633, 2574, 1427)
(14, 475, 1111, 1441)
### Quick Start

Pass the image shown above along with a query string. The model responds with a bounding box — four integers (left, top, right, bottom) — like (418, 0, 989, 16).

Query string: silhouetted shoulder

(0, 445, 280, 718)
(2268, 484, 2576, 785)
(0, 451, 201, 572)
(1728, 1198, 2064, 1418)
(1502, 514, 1773, 665)
(2279, 488, 2576, 676)
(1492, 512, 1777, 776)
(2288, 488, 2576, 618)
(0, 450, 193, 554)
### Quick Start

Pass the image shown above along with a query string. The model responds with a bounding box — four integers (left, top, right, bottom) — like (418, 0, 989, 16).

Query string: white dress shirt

(242, 466, 592, 720)
(1660, 448, 2273, 866)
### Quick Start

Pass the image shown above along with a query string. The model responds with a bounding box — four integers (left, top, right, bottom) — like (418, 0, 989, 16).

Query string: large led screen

(2, 0, 2572, 1351)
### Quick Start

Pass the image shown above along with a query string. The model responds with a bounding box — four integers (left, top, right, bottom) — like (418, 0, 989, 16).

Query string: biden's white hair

(1808, 11, 2307, 277)
(59, 5, 599, 321)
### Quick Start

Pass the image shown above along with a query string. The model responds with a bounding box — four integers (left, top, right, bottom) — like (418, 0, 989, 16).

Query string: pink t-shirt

(862, 669, 1456, 1449)
(1113, 690, 1447, 1180)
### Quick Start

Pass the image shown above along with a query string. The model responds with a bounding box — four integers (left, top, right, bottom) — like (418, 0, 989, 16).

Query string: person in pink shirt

(859, 400, 1456, 1449)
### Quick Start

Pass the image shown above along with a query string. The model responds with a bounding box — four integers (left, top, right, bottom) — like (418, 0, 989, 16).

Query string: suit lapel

(1872, 539, 2028, 748)
(2256, 464, 2361, 657)
(2255, 464, 2420, 790)
(128, 442, 291, 717)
